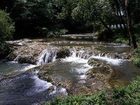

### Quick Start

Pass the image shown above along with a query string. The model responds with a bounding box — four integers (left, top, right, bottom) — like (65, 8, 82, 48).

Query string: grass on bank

(46, 77, 140, 105)
(132, 47, 140, 67)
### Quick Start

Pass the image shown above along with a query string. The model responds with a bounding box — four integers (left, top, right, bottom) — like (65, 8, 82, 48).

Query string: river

(0, 40, 139, 105)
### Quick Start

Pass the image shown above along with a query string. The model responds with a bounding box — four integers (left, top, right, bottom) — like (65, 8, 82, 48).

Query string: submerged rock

(87, 62, 113, 89)
(88, 58, 104, 67)
(36, 62, 73, 91)
(87, 64, 113, 81)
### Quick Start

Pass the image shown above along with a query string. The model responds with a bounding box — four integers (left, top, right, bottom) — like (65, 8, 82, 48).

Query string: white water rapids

(37, 48, 58, 65)
(38, 47, 123, 66)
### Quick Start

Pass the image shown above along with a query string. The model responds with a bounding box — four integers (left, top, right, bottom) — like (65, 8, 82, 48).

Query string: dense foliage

(0, 10, 14, 41)
(0, 0, 139, 46)
(47, 77, 140, 105)
(0, 10, 14, 58)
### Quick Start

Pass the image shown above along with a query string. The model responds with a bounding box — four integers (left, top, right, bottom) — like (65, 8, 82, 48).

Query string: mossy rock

(88, 58, 106, 67)
(87, 64, 113, 80)
(56, 48, 70, 59)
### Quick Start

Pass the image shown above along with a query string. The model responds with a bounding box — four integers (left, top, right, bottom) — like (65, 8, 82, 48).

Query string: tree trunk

(125, 0, 137, 48)
(99, 17, 113, 33)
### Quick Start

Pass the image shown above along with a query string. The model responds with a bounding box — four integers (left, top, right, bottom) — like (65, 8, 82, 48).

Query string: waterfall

(37, 47, 123, 66)
(62, 48, 93, 83)
(37, 48, 58, 65)
(37, 47, 91, 65)
(69, 48, 92, 59)
(67, 48, 123, 65)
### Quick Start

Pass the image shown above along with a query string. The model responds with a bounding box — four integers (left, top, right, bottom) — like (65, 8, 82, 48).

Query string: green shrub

(47, 92, 108, 105)
(132, 48, 140, 67)
(0, 10, 14, 58)
(0, 10, 14, 41)
(112, 77, 140, 105)
(115, 37, 128, 44)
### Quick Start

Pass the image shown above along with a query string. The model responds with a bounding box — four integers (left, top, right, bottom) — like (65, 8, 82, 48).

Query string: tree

(54, 0, 78, 32)
(124, 0, 137, 48)
(109, 0, 138, 48)
(0, 10, 14, 41)
(72, 0, 113, 34)
(0, 0, 16, 12)
(10, 0, 56, 38)
(0, 10, 15, 58)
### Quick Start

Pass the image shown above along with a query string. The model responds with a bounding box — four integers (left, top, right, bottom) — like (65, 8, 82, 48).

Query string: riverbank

(48, 77, 140, 105)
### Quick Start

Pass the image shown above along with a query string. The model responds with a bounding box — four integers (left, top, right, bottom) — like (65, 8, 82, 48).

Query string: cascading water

(67, 47, 123, 65)
(61, 47, 124, 83)
(36, 47, 123, 94)
(37, 48, 58, 65)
